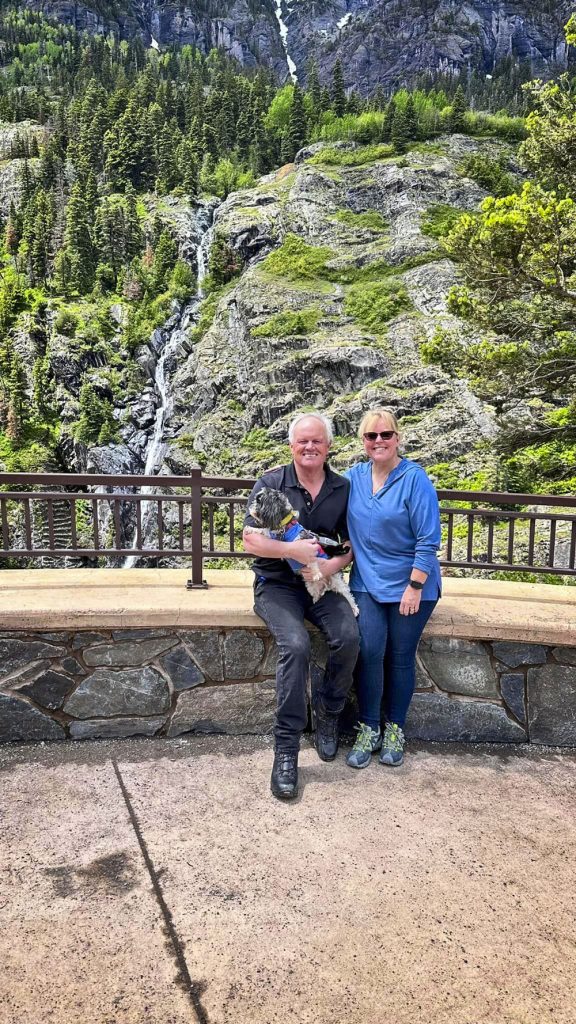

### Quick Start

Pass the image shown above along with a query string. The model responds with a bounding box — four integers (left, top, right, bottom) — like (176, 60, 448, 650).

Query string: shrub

(334, 210, 388, 231)
(421, 204, 464, 239)
(54, 308, 78, 336)
(344, 278, 411, 331)
(306, 143, 394, 167)
(459, 152, 519, 197)
(252, 307, 321, 337)
(261, 234, 334, 281)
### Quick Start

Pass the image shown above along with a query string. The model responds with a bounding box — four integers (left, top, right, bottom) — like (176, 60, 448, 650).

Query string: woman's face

(362, 416, 400, 466)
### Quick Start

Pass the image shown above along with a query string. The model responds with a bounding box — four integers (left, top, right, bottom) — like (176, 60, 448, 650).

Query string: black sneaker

(314, 700, 340, 762)
(270, 750, 299, 800)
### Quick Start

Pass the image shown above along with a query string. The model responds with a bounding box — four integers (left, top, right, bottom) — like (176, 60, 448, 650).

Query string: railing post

(187, 466, 208, 589)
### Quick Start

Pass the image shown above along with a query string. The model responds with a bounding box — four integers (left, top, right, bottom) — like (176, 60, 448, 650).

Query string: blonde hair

(358, 408, 400, 440)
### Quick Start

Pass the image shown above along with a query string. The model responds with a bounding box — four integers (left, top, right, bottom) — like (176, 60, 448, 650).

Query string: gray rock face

(551, 647, 576, 666)
(159, 646, 204, 691)
(64, 667, 170, 719)
(419, 637, 499, 698)
(492, 642, 547, 668)
(500, 673, 526, 725)
(223, 631, 265, 678)
(0, 639, 67, 684)
(17, 670, 74, 710)
(405, 693, 526, 743)
(168, 681, 276, 736)
(0, 694, 65, 742)
(69, 717, 166, 739)
(180, 630, 224, 680)
(527, 664, 576, 746)
(83, 636, 177, 667)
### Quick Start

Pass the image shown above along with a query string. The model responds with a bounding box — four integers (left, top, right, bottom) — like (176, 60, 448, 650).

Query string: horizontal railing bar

(0, 472, 256, 489)
(437, 490, 576, 507)
(440, 508, 576, 522)
(0, 549, 201, 558)
(439, 560, 575, 575)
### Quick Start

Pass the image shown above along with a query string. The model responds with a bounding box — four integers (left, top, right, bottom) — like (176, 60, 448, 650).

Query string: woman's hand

(301, 559, 333, 582)
(399, 585, 422, 616)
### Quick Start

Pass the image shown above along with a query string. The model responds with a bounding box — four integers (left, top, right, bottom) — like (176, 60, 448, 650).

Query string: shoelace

(352, 722, 378, 754)
(383, 722, 404, 752)
(276, 752, 297, 774)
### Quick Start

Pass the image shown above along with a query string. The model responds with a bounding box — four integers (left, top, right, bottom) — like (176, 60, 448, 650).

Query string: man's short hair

(288, 412, 333, 445)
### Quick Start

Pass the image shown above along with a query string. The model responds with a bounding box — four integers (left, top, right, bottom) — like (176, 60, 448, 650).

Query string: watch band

(409, 579, 424, 590)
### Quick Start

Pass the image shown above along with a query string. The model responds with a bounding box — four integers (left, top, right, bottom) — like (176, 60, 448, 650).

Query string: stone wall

(1, 626, 575, 746)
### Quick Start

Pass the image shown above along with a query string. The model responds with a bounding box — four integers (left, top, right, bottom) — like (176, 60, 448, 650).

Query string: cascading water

(274, 0, 298, 82)
(123, 204, 214, 568)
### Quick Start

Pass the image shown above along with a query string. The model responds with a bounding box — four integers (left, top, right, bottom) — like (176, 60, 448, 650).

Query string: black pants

(254, 578, 360, 752)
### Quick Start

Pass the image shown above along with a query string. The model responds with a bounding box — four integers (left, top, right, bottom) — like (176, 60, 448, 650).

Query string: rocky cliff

(24, 0, 573, 91)
(69, 134, 510, 491)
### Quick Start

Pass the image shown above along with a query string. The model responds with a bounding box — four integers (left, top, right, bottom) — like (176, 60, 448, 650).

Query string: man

(243, 412, 359, 800)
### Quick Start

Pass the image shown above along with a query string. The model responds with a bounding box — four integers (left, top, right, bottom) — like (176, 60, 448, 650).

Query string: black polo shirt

(243, 462, 350, 583)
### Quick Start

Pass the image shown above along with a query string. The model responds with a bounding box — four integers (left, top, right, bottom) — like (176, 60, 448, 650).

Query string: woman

(345, 408, 441, 768)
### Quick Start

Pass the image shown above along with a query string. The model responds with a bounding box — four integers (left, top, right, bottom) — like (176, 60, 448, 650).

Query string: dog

(246, 487, 359, 615)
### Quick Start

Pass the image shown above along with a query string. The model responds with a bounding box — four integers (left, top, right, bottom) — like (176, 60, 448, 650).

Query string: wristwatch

(409, 579, 424, 590)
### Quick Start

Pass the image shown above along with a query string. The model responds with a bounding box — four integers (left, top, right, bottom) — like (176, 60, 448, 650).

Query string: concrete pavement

(1, 736, 576, 1024)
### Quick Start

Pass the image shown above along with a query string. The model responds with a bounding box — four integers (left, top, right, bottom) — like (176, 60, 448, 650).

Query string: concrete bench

(1, 569, 575, 745)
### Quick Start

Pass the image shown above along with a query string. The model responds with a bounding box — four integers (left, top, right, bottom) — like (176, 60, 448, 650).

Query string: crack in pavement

(111, 758, 209, 1024)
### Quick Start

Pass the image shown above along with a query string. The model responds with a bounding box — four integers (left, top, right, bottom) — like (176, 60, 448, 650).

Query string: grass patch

(344, 279, 412, 332)
(333, 210, 388, 231)
(421, 204, 465, 239)
(260, 234, 335, 281)
(306, 144, 395, 167)
(252, 307, 322, 337)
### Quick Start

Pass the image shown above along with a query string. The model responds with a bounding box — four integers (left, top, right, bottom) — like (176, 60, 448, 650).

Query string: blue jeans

(353, 591, 438, 730)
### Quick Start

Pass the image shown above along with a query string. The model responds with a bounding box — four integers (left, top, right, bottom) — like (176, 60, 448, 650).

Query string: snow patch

(337, 12, 351, 29)
(274, 0, 298, 82)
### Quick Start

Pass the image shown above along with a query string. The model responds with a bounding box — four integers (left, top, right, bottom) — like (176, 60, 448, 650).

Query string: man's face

(290, 417, 330, 472)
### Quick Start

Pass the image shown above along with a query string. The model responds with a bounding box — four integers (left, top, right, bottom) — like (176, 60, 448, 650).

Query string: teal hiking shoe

(346, 722, 382, 769)
(379, 722, 405, 766)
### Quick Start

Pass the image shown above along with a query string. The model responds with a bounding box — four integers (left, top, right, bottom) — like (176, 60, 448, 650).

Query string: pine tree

(287, 85, 307, 160)
(404, 95, 418, 142)
(331, 59, 346, 118)
(63, 180, 96, 293)
(381, 100, 395, 142)
(306, 61, 322, 123)
(391, 105, 409, 153)
(449, 85, 468, 133)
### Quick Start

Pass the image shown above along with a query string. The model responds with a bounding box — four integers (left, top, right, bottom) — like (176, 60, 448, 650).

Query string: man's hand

(289, 538, 321, 564)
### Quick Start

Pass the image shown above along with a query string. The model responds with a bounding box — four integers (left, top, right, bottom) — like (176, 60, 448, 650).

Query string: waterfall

(123, 204, 214, 568)
(274, 0, 298, 83)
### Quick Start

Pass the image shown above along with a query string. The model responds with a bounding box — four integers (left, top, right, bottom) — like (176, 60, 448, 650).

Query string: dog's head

(248, 488, 298, 530)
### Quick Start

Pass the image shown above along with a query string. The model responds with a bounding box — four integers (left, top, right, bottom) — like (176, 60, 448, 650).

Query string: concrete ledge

(1, 569, 576, 747)
(0, 568, 575, 645)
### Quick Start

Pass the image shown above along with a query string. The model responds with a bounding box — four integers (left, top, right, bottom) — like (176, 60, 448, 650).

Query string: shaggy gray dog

(246, 487, 359, 615)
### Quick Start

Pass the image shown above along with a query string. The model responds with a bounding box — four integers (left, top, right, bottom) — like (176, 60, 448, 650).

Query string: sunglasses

(363, 430, 397, 441)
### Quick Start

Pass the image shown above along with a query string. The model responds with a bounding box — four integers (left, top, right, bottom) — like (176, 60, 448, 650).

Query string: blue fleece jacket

(345, 458, 442, 602)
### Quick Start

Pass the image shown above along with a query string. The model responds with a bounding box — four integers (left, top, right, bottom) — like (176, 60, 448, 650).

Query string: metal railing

(0, 472, 575, 585)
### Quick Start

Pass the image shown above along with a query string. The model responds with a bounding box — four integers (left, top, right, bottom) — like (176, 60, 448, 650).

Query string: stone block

(310, 631, 328, 669)
(491, 642, 547, 668)
(500, 673, 526, 725)
(419, 637, 498, 698)
(17, 670, 74, 710)
(168, 681, 276, 736)
(0, 638, 67, 683)
(64, 666, 170, 719)
(180, 630, 224, 680)
(0, 694, 65, 742)
(71, 632, 108, 649)
(527, 663, 576, 746)
(61, 657, 85, 676)
(415, 653, 434, 691)
(83, 636, 177, 667)
(405, 693, 526, 743)
(70, 716, 166, 739)
(223, 631, 265, 679)
(159, 646, 204, 691)
(551, 647, 576, 666)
